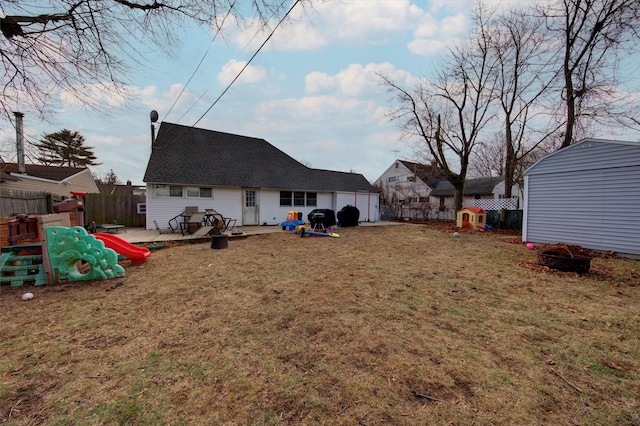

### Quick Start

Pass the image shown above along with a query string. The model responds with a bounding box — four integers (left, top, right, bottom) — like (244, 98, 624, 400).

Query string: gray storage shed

(522, 138, 640, 256)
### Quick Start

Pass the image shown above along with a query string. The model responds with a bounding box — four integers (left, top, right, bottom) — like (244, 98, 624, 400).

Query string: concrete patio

(110, 221, 403, 244)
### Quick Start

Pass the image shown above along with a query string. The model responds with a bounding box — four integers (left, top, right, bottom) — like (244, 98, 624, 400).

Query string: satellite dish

(150, 110, 159, 123)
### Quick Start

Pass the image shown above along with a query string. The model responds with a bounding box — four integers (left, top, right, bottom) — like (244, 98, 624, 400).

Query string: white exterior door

(243, 189, 259, 225)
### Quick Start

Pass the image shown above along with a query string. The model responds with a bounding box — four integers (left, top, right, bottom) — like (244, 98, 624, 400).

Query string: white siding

(146, 186, 241, 229)
(259, 190, 334, 225)
(335, 192, 379, 223)
(147, 185, 378, 229)
(2, 170, 99, 198)
(523, 139, 640, 256)
(374, 161, 432, 202)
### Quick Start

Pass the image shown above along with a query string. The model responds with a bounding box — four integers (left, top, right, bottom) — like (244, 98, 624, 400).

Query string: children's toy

(281, 210, 305, 231)
(46, 226, 125, 282)
(94, 233, 151, 265)
(300, 229, 340, 238)
(456, 207, 487, 231)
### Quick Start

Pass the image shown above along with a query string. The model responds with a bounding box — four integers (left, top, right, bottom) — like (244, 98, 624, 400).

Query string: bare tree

(486, 6, 562, 198)
(0, 0, 299, 121)
(381, 6, 498, 210)
(540, 0, 640, 148)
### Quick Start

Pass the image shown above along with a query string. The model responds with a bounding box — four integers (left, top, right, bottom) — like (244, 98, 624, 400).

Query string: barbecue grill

(307, 209, 336, 232)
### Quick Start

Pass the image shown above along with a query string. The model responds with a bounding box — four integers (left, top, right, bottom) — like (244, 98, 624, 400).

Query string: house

(429, 176, 520, 216)
(97, 180, 146, 196)
(374, 160, 445, 219)
(0, 162, 99, 198)
(143, 122, 379, 229)
(522, 138, 640, 257)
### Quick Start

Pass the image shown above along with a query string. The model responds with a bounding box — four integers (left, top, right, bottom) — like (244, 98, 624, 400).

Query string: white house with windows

(143, 123, 378, 229)
(374, 160, 446, 219)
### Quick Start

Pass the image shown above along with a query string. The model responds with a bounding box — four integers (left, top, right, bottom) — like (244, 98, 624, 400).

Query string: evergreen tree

(35, 129, 100, 167)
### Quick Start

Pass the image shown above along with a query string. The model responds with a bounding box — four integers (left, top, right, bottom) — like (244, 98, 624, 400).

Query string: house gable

(0, 163, 99, 196)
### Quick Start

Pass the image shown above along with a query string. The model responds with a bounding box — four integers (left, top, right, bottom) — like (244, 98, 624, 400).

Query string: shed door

(243, 189, 259, 225)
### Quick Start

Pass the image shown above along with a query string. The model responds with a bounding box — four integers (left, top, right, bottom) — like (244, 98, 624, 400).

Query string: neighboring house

(143, 122, 379, 229)
(429, 176, 521, 214)
(97, 180, 146, 196)
(523, 138, 640, 257)
(0, 162, 99, 198)
(374, 160, 445, 219)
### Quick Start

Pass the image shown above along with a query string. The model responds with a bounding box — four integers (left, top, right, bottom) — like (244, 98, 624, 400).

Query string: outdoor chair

(204, 209, 237, 232)
(186, 211, 205, 234)
(154, 220, 174, 234)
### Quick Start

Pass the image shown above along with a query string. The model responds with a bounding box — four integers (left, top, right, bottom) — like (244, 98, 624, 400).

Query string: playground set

(0, 197, 149, 287)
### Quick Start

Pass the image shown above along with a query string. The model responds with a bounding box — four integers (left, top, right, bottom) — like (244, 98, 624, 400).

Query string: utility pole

(14, 111, 25, 173)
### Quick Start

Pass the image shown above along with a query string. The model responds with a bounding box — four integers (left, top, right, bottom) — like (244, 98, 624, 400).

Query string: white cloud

(59, 82, 132, 110)
(217, 59, 267, 86)
(226, 1, 428, 51)
(305, 62, 418, 97)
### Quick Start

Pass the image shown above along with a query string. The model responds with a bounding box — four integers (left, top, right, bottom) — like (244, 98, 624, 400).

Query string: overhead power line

(191, 0, 301, 128)
(162, 1, 237, 122)
(153, 0, 301, 150)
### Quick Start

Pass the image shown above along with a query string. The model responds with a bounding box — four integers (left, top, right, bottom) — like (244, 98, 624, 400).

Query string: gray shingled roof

(430, 176, 505, 196)
(143, 122, 376, 193)
(1, 163, 87, 181)
(399, 160, 446, 188)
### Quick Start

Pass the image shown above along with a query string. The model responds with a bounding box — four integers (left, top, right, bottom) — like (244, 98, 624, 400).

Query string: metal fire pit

(537, 247, 592, 274)
(210, 234, 228, 249)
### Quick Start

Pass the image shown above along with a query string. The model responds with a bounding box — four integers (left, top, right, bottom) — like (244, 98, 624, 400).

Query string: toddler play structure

(456, 207, 487, 231)
(0, 213, 149, 287)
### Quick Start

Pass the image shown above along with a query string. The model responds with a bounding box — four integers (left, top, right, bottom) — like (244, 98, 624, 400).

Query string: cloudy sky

(3, 0, 532, 185)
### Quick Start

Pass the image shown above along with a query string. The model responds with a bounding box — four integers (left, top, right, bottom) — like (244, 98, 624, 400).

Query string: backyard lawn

(0, 224, 638, 425)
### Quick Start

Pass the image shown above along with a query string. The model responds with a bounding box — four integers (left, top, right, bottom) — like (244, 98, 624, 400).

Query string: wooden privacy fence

(0, 189, 50, 217)
(82, 193, 146, 227)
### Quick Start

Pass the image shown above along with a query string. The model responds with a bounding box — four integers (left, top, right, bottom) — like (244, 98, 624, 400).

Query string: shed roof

(143, 122, 376, 193)
(430, 176, 505, 197)
(524, 138, 640, 176)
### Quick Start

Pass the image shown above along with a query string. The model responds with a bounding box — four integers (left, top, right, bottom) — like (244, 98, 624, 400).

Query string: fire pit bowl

(537, 247, 592, 274)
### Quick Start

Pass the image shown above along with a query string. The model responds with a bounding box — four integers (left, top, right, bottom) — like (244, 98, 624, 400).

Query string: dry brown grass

(1, 224, 639, 425)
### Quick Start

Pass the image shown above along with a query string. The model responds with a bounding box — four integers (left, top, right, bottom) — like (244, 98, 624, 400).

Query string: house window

(474, 194, 481, 200)
(186, 187, 212, 198)
(281, 191, 317, 206)
(294, 191, 305, 206)
(306, 192, 317, 206)
(155, 185, 183, 197)
(407, 176, 415, 182)
(388, 176, 397, 183)
(439, 196, 445, 211)
(280, 191, 292, 206)
(246, 190, 256, 207)
(419, 197, 429, 203)
(137, 203, 146, 214)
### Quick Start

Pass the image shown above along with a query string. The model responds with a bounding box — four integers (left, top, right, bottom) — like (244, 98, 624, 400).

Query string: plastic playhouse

(0, 212, 149, 287)
(456, 207, 487, 230)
